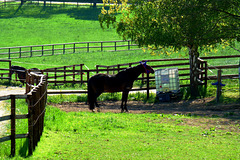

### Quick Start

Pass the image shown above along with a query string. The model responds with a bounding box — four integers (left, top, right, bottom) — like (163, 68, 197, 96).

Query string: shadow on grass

(0, 4, 107, 21)
(19, 139, 28, 158)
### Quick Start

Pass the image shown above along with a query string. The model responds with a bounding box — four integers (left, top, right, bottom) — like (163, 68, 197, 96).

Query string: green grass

(0, 3, 240, 160)
(0, 101, 239, 159)
(0, 4, 119, 47)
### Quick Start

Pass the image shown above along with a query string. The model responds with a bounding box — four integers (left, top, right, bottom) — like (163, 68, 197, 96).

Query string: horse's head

(139, 61, 154, 74)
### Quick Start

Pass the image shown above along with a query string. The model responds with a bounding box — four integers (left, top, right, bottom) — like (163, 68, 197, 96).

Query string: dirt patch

(50, 97, 240, 117)
(0, 86, 25, 97)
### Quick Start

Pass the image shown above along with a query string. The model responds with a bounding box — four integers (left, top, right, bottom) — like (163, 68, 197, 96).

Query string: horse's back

(88, 73, 132, 92)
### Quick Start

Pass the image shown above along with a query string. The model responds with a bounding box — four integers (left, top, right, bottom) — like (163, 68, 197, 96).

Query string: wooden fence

(43, 58, 208, 97)
(0, 40, 139, 59)
(1, 55, 239, 95)
(0, 71, 47, 156)
(44, 55, 240, 95)
(0, 60, 11, 82)
(0, 0, 101, 8)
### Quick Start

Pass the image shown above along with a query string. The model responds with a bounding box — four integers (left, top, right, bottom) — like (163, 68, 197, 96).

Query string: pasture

(0, 4, 119, 47)
(0, 99, 239, 159)
(0, 2, 240, 159)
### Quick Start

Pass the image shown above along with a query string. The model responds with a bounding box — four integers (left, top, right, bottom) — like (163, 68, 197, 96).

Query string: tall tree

(99, 0, 240, 97)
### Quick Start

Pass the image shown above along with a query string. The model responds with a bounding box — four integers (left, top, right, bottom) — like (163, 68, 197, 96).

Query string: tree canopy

(99, 0, 240, 51)
(99, 0, 240, 97)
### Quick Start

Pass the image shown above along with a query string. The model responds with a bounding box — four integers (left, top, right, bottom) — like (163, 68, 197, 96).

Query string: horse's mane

(116, 64, 142, 77)
(11, 65, 26, 71)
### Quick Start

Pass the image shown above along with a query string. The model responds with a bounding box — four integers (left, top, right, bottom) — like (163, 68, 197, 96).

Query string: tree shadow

(0, 4, 107, 21)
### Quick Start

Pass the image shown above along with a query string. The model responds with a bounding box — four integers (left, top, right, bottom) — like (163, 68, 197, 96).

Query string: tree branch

(214, 8, 240, 20)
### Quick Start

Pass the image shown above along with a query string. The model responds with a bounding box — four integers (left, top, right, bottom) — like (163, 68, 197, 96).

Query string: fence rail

(0, 40, 139, 59)
(0, 70, 47, 156)
(0, 60, 11, 81)
(1, 55, 239, 95)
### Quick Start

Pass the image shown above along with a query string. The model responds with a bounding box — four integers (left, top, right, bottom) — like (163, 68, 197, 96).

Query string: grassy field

(0, 100, 239, 159)
(0, 3, 240, 159)
(0, 4, 119, 47)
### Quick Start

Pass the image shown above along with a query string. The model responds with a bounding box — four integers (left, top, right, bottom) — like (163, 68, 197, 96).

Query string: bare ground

(50, 97, 240, 117)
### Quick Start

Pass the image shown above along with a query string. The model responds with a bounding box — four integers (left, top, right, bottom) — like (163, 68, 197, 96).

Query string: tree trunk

(21, 0, 25, 5)
(189, 46, 200, 97)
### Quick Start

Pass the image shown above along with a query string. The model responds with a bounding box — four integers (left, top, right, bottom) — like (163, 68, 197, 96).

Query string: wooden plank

(208, 65, 238, 69)
(15, 134, 29, 139)
(0, 115, 11, 122)
(0, 95, 10, 100)
(0, 136, 11, 143)
(0, 59, 11, 62)
(200, 55, 240, 59)
(47, 90, 87, 94)
(15, 114, 28, 119)
(10, 95, 16, 157)
(28, 94, 33, 156)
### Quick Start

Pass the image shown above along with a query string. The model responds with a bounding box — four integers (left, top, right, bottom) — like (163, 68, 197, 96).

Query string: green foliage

(100, 0, 240, 50)
(100, 0, 240, 96)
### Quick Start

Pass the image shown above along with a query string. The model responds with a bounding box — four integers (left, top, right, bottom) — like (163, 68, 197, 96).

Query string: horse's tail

(88, 80, 95, 110)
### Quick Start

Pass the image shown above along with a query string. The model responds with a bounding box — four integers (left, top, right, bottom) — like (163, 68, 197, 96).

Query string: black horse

(10, 66, 27, 85)
(10, 66, 41, 85)
(88, 62, 155, 112)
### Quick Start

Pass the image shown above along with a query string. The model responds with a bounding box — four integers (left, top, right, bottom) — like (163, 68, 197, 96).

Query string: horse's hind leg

(88, 87, 96, 111)
(95, 91, 102, 112)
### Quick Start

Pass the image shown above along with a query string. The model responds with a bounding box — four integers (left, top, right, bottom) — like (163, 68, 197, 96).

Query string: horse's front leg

(121, 90, 129, 113)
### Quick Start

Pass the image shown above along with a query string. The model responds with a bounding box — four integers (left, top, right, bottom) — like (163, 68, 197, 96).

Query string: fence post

(28, 94, 33, 156)
(115, 42, 117, 51)
(52, 45, 54, 55)
(96, 65, 99, 74)
(64, 66, 66, 83)
(35, 87, 40, 142)
(118, 64, 120, 73)
(101, 42, 103, 52)
(42, 46, 44, 56)
(19, 47, 21, 58)
(87, 43, 89, 52)
(80, 64, 83, 84)
(26, 70, 30, 94)
(147, 73, 150, 99)
(204, 61, 208, 88)
(216, 69, 222, 103)
(8, 48, 11, 59)
(63, 44, 65, 54)
(10, 95, 16, 157)
(73, 43, 76, 53)
(87, 71, 90, 82)
(32, 90, 37, 150)
(54, 68, 57, 86)
(239, 60, 240, 99)
(9, 60, 11, 84)
(128, 41, 130, 50)
(30, 47, 33, 57)
(73, 65, 75, 83)
(107, 67, 109, 75)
